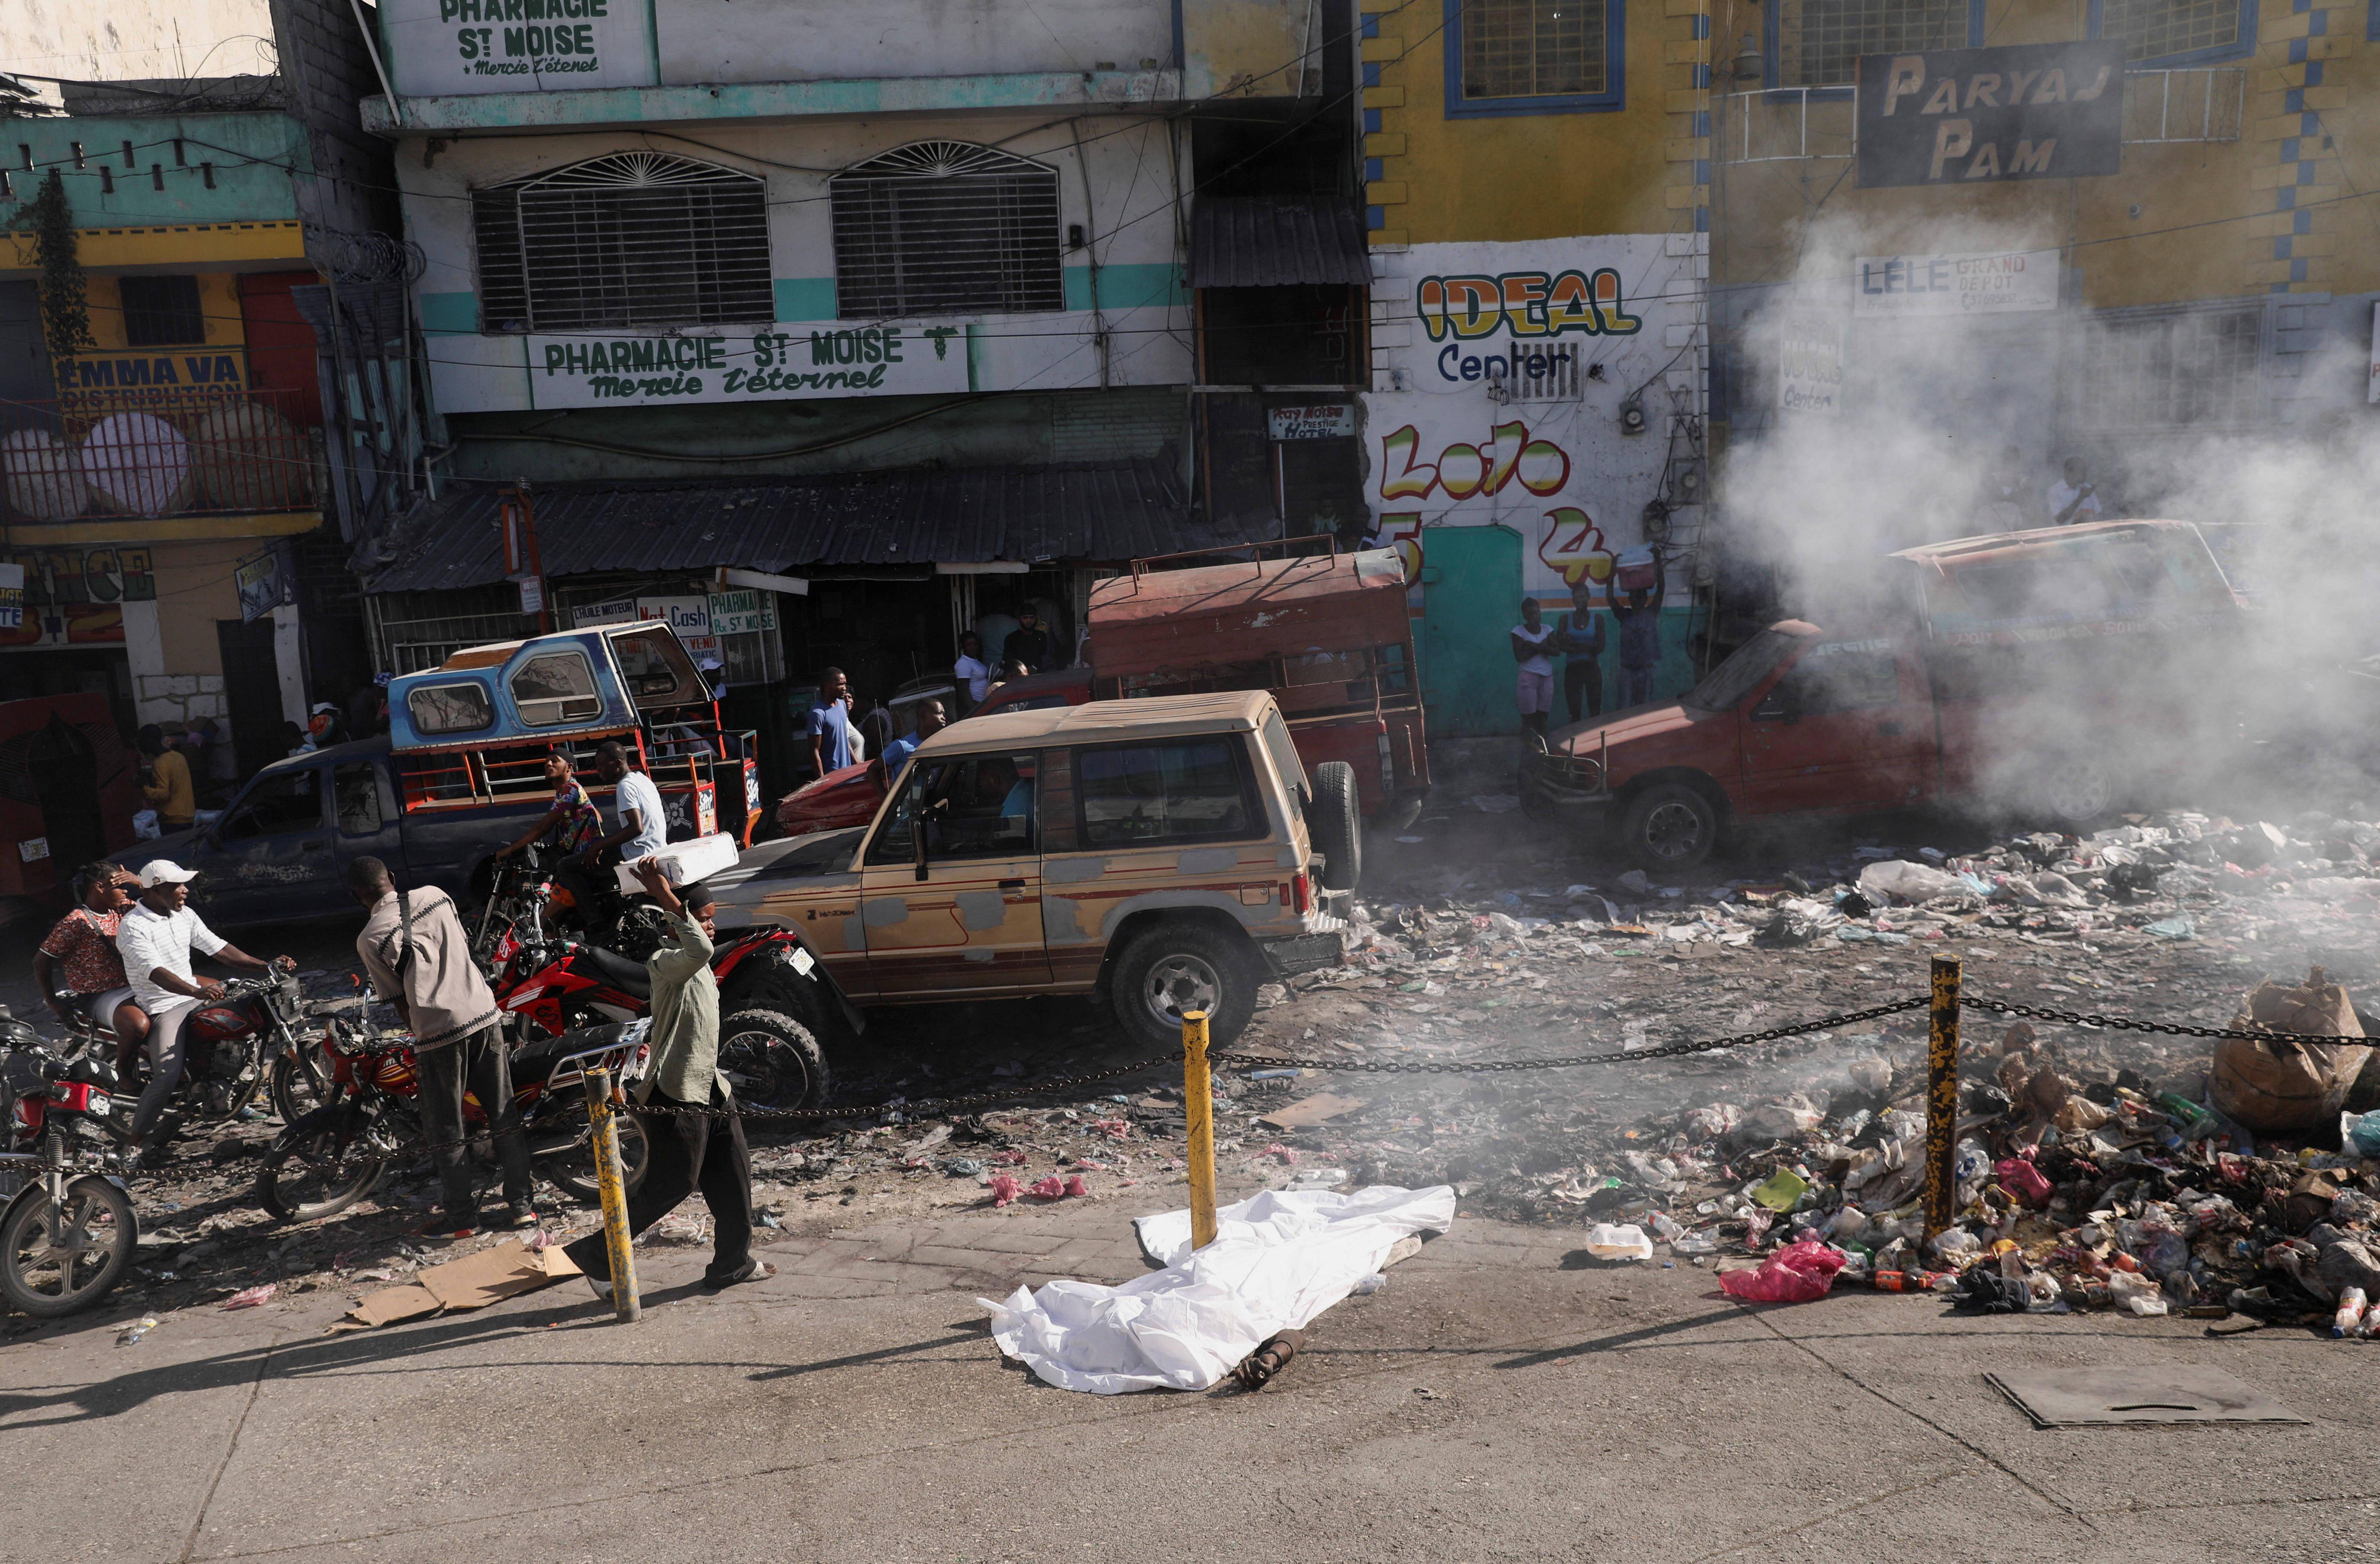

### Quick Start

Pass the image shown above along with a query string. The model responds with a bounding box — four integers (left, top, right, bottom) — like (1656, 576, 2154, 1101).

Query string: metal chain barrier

(1959, 994, 2367, 1046)
(1212, 996, 1931, 1074)
(267, 990, 2328, 1166)
(618, 1051, 1188, 1123)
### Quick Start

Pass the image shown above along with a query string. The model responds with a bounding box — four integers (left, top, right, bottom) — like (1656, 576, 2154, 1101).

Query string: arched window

(830, 142, 1065, 319)
(472, 152, 772, 333)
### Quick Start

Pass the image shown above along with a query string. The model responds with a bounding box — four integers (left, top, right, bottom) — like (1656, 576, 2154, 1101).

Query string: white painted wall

(408, 114, 1194, 412)
(0, 0, 277, 91)
(660, 0, 1171, 83)
(1361, 235, 1709, 601)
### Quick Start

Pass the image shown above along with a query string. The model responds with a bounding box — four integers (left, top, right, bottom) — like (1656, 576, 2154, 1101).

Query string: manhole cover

(1987, 1367, 2307, 1428)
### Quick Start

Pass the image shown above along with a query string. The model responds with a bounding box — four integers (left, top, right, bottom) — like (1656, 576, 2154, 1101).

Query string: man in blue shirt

(806, 667, 855, 777)
(877, 698, 945, 781)
(1556, 578, 1607, 723)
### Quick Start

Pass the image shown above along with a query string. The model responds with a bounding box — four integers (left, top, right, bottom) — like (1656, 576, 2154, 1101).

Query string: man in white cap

(115, 861, 294, 1165)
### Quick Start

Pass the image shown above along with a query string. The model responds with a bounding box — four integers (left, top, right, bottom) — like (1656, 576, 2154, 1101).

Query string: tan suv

(716, 691, 1354, 1047)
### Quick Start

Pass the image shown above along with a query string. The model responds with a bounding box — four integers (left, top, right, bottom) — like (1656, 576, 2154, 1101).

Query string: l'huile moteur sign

(1855, 42, 2124, 189)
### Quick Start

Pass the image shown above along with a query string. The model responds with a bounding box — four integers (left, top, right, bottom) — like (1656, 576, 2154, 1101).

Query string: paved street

(6, 1187, 2376, 1564)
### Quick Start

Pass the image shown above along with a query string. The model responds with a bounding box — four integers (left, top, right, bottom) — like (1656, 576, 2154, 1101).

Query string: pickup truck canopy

(387, 624, 709, 755)
(1088, 547, 1410, 677)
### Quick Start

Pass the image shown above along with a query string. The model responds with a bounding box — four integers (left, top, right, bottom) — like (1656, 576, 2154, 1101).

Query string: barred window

(1778, 0, 1968, 87)
(2099, 0, 2242, 61)
(830, 142, 1065, 319)
(2069, 307, 2264, 430)
(472, 152, 772, 334)
(1461, 0, 1608, 98)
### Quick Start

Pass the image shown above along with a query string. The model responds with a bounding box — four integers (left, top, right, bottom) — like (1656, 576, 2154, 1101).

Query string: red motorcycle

(256, 1012, 656, 1224)
(0, 1018, 137, 1317)
(466, 847, 849, 1112)
(58, 972, 315, 1130)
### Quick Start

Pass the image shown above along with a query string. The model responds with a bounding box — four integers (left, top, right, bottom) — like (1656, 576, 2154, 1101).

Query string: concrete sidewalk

(4, 1196, 2373, 1563)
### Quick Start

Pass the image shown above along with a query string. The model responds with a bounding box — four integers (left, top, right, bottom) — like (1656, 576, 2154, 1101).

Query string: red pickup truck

(1523, 521, 2246, 870)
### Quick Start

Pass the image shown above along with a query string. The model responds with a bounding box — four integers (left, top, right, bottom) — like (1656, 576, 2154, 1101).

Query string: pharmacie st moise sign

(1855, 41, 2124, 189)
(381, 0, 659, 93)
(524, 324, 968, 410)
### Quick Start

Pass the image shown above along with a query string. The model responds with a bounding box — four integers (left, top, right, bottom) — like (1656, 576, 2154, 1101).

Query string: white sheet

(979, 1184, 1455, 1395)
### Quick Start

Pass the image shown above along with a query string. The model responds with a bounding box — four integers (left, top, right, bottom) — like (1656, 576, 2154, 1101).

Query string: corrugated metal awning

(1188, 196, 1371, 289)
(363, 458, 1249, 593)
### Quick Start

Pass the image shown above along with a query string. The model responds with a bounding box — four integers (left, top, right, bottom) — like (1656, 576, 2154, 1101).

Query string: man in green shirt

(565, 857, 773, 1294)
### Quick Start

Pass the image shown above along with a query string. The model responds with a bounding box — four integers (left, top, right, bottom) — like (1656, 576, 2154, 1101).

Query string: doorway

(217, 617, 286, 779)
(1417, 524, 1522, 739)
(25, 712, 105, 870)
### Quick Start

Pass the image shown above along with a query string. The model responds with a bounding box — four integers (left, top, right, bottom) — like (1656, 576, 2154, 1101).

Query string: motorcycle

(58, 971, 316, 1134)
(257, 1013, 656, 1224)
(0, 1012, 137, 1318)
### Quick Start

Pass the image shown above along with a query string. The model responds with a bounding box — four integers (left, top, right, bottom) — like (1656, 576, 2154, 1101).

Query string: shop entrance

(217, 618, 286, 777)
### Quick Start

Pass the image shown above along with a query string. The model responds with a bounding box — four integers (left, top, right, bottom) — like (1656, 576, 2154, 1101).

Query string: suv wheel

(1309, 761, 1362, 891)
(1109, 922, 1259, 1050)
(1618, 782, 1719, 872)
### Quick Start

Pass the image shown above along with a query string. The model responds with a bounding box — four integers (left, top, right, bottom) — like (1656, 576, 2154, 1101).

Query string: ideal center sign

(1856, 42, 2124, 189)
(1413, 267, 1641, 388)
(526, 324, 969, 410)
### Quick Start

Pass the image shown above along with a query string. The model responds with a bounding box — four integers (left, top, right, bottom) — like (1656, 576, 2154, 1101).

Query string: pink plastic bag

(1718, 1240, 1846, 1304)
(1995, 1155, 2053, 1208)
(1029, 1175, 1066, 1199)
(989, 1174, 1023, 1208)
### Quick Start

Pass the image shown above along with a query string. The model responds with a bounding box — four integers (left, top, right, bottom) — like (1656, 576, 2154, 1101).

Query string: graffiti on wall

(1369, 421, 1616, 597)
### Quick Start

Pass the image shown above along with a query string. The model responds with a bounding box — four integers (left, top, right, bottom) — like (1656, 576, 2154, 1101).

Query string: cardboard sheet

(344, 1240, 581, 1328)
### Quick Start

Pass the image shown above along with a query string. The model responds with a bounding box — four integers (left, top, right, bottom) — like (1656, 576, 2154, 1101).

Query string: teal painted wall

(425, 264, 1186, 334)
(1419, 521, 1706, 737)
(0, 113, 306, 228)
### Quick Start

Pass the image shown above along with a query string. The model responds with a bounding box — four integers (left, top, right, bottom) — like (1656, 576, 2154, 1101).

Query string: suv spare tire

(1309, 760, 1362, 891)
(1110, 920, 1259, 1050)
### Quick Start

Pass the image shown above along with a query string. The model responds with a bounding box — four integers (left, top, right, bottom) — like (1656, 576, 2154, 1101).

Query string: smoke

(1714, 210, 2380, 808)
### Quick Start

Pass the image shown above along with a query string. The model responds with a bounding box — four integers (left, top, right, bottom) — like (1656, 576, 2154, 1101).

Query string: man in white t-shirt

(591, 740, 668, 863)
(1510, 599, 1558, 739)
(2047, 456, 2104, 525)
(953, 632, 992, 714)
(116, 861, 293, 1163)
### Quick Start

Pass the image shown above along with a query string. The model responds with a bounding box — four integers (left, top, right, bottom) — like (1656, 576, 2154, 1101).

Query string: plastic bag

(1856, 860, 1974, 904)
(1994, 1156, 2053, 1208)
(1718, 1239, 1846, 1304)
(2342, 1110, 2380, 1159)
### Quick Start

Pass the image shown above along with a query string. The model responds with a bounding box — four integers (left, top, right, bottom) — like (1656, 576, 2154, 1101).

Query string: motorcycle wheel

(257, 1106, 386, 1224)
(1, 1175, 136, 1318)
(718, 1009, 830, 1112)
(534, 1111, 652, 1206)
(269, 1047, 335, 1126)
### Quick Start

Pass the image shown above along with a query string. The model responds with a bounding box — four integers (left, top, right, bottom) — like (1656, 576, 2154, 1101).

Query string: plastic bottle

(2335, 1287, 2368, 1339)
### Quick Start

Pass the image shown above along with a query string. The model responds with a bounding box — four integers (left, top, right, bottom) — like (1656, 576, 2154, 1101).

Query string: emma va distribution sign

(525, 324, 969, 409)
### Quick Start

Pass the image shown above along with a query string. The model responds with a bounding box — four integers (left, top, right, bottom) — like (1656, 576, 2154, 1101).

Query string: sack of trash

(2210, 966, 2371, 1132)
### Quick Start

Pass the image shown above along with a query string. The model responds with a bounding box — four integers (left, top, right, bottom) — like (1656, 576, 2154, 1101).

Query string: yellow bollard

(1922, 956, 1962, 1240)
(1182, 1010, 1218, 1252)
(582, 1065, 640, 1322)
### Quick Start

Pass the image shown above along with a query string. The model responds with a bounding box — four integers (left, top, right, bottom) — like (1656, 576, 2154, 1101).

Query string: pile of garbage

(1547, 965, 2380, 1330)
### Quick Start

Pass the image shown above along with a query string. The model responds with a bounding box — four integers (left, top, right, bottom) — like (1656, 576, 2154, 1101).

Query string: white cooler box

(615, 831, 741, 892)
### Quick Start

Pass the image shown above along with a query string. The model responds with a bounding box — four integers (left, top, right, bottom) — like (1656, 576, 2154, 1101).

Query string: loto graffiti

(1369, 420, 1615, 591)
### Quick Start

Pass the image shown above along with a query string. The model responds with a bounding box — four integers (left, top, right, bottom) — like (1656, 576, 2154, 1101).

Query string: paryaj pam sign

(525, 324, 970, 409)
(381, 0, 657, 94)
(1856, 42, 2123, 189)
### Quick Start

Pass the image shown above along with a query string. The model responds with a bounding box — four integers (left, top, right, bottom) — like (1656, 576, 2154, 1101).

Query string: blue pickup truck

(116, 623, 758, 930)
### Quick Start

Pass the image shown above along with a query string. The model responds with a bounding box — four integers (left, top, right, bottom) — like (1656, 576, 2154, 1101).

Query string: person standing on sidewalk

(1611, 552, 1667, 710)
(1556, 578, 1607, 724)
(348, 856, 534, 1236)
(567, 858, 773, 1296)
(1510, 600, 1558, 739)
